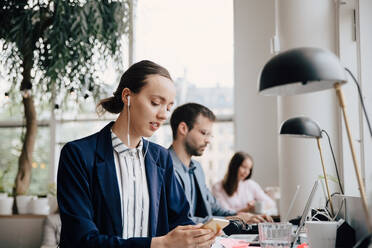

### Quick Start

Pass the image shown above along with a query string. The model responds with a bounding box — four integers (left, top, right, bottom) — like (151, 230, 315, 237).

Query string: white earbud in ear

(127, 95, 130, 107)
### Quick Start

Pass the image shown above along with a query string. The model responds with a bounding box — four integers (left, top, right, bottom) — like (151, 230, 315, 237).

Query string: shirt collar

(169, 146, 196, 173)
(111, 130, 143, 154)
(189, 160, 196, 172)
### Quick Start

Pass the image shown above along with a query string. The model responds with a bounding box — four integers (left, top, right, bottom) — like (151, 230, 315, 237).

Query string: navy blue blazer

(57, 122, 193, 248)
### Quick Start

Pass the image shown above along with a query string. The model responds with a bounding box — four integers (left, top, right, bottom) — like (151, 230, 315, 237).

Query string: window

(136, 0, 234, 187)
(359, 0, 372, 202)
(0, 0, 234, 193)
(338, 0, 372, 198)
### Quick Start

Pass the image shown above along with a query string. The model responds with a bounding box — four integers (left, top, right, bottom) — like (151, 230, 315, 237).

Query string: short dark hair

(170, 103, 216, 139)
(222, 152, 253, 196)
(97, 60, 172, 114)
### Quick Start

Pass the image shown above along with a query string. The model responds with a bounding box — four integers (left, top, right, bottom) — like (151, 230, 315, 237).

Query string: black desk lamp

(280, 116, 344, 217)
(259, 47, 371, 232)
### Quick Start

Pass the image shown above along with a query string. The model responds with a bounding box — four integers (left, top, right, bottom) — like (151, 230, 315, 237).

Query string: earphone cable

(143, 138, 149, 158)
(127, 101, 130, 147)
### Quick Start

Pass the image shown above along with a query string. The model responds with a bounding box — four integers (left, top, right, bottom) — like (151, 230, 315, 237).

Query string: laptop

(291, 180, 319, 246)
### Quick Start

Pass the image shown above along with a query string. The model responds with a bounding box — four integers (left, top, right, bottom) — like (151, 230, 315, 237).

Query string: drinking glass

(258, 222, 292, 248)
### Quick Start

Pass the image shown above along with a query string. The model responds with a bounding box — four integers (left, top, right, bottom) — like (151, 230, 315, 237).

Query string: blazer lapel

(96, 122, 122, 235)
(143, 140, 165, 236)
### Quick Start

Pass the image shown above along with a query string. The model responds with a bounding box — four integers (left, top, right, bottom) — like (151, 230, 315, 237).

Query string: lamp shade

(280, 117, 322, 138)
(259, 47, 347, 96)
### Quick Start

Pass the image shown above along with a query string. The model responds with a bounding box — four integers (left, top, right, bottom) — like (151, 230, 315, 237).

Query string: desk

(212, 235, 259, 248)
(212, 233, 308, 248)
(0, 214, 46, 248)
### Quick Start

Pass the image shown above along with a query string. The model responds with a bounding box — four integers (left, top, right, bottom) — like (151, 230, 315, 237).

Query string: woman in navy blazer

(57, 60, 216, 248)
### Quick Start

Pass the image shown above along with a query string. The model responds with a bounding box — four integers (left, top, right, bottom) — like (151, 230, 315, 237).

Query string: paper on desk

(218, 237, 252, 248)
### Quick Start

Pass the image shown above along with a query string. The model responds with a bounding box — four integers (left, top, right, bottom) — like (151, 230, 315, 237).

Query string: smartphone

(201, 217, 230, 233)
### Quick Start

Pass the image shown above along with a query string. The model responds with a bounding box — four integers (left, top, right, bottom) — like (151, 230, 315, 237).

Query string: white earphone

(125, 94, 149, 157)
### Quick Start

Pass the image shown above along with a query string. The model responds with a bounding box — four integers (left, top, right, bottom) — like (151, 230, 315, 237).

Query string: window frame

(0, 0, 235, 192)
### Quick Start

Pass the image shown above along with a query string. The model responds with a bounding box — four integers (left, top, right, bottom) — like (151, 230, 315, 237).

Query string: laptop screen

(293, 180, 319, 242)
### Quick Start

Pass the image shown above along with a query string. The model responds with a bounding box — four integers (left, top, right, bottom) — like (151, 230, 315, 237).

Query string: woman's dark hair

(97, 60, 172, 114)
(222, 151, 253, 196)
(170, 103, 216, 139)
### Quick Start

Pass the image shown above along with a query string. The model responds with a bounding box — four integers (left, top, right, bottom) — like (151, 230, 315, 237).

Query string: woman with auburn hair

(212, 152, 276, 214)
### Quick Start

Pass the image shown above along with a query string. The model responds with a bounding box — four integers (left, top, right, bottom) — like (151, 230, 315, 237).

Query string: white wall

(234, 0, 344, 218)
(277, 0, 341, 218)
(234, 0, 278, 188)
(234, 0, 372, 224)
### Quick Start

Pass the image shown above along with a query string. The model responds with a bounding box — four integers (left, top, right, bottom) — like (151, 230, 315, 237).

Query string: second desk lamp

(280, 116, 345, 217)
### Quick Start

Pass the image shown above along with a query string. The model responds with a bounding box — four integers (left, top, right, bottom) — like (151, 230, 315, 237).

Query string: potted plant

(0, 0, 130, 199)
(0, 195, 13, 215)
(30, 195, 50, 215)
(0, 165, 14, 215)
(15, 193, 34, 215)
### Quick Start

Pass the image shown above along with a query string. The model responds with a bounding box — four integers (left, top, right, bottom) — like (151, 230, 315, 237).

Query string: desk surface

(212, 235, 259, 248)
(0, 215, 45, 248)
(0, 214, 47, 218)
(212, 231, 307, 248)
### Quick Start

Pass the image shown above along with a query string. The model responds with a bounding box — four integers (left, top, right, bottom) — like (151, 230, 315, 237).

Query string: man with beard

(169, 103, 271, 225)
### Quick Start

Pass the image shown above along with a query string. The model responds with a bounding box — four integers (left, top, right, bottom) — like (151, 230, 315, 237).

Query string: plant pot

(0, 197, 14, 215)
(31, 197, 50, 215)
(16, 195, 34, 214)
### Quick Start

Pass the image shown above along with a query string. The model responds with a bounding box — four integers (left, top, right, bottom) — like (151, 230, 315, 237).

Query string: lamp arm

(334, 83, 372, 232)
(321, 129, 344, 194)
(345, 67, 372, 137)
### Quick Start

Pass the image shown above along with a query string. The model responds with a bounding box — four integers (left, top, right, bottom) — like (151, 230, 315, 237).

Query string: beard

(184, 139, 205, 157)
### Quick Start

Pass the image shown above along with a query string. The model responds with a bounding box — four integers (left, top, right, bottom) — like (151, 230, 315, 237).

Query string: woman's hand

(229, 212, 273, 224)
(238, 201, 256, 213)
(151, 224, 217, 248)
(246, 213, 273, 223)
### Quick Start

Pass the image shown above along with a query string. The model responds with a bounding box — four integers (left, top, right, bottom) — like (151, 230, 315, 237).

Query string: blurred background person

(169, 103, 271, 225)
(212, 152, 276, 215)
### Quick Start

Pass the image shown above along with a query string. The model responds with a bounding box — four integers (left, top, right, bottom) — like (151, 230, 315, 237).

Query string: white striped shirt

(111, 131, 150, 238)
